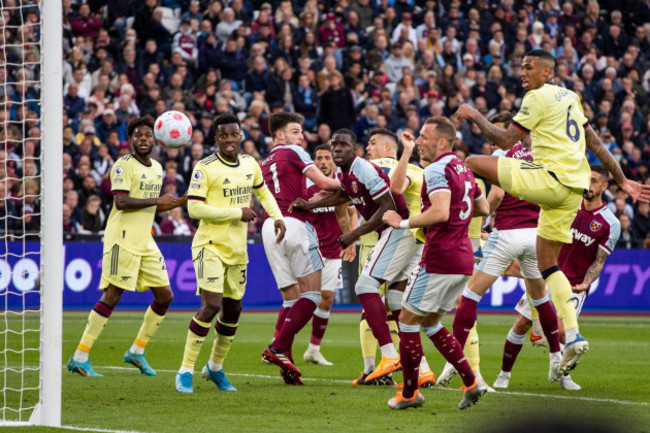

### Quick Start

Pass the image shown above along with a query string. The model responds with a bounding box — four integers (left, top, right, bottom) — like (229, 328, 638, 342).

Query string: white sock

(208, 360, 222, 372)
(419, 356, 431, 374)
(379, 343, 398, 359)
(499, 370, 511, 378)
(307, 343, 320, 352)
(130, 343, 145, 355)
(565, 327, 579, 343)
(475, 370, 484, 382)
(178, 366, 193, 374)
(73, 349, 89, 363)
(364, 357, 375, 373)
(550, 352, 562, 363)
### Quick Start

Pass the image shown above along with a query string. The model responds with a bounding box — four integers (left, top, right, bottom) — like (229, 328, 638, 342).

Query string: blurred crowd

(1, 0, 650, 247)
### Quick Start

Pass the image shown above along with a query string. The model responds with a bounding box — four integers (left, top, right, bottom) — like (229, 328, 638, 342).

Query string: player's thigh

(514, 293, 533, 321)
(497, 158, 570, 207)
(262, 218, 297, 289)
(475, 229, 521, 280)
(361, 228, 418, 283)
(192, 247, 226, 295)
(286, 220, 324, 278)
(137, 250, 171, 291)
(99, 244, 140, 292)
(223, 263, 248, 301)
(516, 228, 543, 279)
(402, 267, 469, 316)
(537, 191, 582, 244)
(321, 258, 343, 292)
(358, 242, 376, 274)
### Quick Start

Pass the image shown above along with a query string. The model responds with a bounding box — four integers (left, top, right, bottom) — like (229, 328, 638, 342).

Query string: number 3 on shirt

(566, 105, 580, 142)
(270, 162, 281, 193)
(459, 181, 472, 220)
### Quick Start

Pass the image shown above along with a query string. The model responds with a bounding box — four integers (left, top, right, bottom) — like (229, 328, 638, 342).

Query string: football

(153, 110, 193, 149)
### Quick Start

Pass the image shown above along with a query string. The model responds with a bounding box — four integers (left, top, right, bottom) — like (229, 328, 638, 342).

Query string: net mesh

(0, 0, 43, 423)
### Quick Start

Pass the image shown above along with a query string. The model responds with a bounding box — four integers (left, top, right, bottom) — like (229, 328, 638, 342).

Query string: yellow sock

(209, 319, 238, 366)
(133, 305, 166, 352)
(388, 316, 400, 350)
(181, 317, 211, 370)
(360, 317, 377, 359)
(528, 294, 540, 321)
(78, 309, 110, 355)
(546, 271, 578, 330)
(464, 322, 480, 372)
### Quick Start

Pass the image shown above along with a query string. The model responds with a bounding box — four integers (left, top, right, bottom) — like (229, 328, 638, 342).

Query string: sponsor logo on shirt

(570, 228, 595, 246)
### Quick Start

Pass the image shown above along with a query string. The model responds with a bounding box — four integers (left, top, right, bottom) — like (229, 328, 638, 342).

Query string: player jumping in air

(260, 112, 340, 385)
(455, 49, 650, 375)
(382, 117, 490, 410)
(68, 116, 186, 377)
(175, 114, 285, 393)
(494, 164, 620, 391)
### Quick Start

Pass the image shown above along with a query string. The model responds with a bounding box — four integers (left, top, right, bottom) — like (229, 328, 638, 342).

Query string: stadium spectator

(160, 207, 195, 235)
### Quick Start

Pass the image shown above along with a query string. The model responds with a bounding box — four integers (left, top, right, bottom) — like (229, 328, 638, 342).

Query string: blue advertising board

(1, 241, 649, 312)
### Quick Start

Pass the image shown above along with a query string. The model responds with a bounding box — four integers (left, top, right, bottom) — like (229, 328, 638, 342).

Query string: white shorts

(515, 291, 587, 321)
(262, 217, 323, 290)
(321, 258, 342, 292)
(475, 227, 541, 279)
(402, 266, 470, 316)
(360, 227, 418, 285)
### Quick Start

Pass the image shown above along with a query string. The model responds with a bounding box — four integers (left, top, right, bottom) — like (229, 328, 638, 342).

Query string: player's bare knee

(100, 285, 123, 308)
(221, 298, 243, 322)
(513, 315, 532, 335)
(153, 286, 173, 307)
(320, 291, 334, 310)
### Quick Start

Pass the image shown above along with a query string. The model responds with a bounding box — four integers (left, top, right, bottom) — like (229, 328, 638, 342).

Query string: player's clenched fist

(400, 131, 416, 152)
(240, 207, 257, 222)
(156, 193, 177, 207)
(455, 103, 479, 122)
(288, 197, 312, 213)
(337, 231, 357, 249)
(382, 210, 403, 229)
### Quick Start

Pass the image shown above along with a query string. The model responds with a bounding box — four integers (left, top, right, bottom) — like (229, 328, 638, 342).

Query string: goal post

(37, 0, 63, 426)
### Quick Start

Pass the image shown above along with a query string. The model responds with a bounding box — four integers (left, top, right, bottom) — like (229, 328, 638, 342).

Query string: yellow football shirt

(468, 177, 486, 239)
(188, 153, 281, 265)
(105, 155, 162, 256)
(512, 83, 590, 191)
(359, 158, 425, 246)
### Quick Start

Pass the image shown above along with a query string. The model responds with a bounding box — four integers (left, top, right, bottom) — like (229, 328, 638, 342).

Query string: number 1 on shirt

(270, 162, 281, 193)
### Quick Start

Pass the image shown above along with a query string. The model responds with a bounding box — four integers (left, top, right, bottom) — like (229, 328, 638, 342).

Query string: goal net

(1, 0, 62, 426)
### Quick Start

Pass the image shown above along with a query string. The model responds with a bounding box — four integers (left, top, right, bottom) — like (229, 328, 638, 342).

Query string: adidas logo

(246, 174, 253, 179)
(141, 174, 146, 179)
(224, 178, 231, 184)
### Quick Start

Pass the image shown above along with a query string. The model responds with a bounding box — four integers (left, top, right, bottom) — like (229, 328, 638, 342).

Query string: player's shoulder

(198, 153, 219, 167)
(239, 153, 259, 168)
(285, 144, 312, 159)
(425, 153, 456, 175)
(595, 205, 621, 231)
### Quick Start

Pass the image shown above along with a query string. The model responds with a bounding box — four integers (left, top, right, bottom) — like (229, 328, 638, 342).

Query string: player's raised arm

(487, 184, 505, 214)
(383, 190, 450, 229)
(341, 190, 396, 246)
(389, 132, 415, 195)
(455, 103, 525, 150)
(289, 189, 349, 212)
(584, 126, 650, 203)
(473, 195, 490, 217)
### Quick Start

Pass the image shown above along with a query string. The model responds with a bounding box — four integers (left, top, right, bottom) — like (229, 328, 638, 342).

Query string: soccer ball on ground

(154, 111, 193, 149)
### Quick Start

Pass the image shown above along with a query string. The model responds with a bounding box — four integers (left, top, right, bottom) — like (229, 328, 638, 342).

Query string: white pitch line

(50, 426, 144, 433)
(97, 366, 649, 407)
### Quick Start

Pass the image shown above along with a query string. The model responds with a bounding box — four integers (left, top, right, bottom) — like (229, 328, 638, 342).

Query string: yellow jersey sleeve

(187, 162, 209, 202)
(468, 177, 486, 239)
(512, 91, 543, 134)
(110, 157, 133, 195)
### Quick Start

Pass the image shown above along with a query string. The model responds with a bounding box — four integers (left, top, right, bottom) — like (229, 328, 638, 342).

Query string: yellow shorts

(497, 157, 582, 243)
(193, 246, 246, 300)
(99, 244, 170, 292)
(359, 241, 389, 297)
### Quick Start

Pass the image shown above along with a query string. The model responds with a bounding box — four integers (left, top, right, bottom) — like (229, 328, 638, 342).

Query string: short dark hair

(314, 143, 332, 153)
(369, 128, 398, 152)
(332, 128, 357, 143)
(490, 111, 514, 127)
(424, 116, 456, 144)
(524, 49, 556, 68)
(269, 112, 303, 137)
(212, 112, 240, 131)
(127, 115, 155, 139)
(590, 164, 609, 183)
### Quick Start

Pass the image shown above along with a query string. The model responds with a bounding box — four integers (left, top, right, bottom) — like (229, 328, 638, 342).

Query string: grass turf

(2, 311, 649, 433)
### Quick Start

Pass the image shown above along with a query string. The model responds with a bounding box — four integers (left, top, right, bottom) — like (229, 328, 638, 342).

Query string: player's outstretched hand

(157, 193, 177, 207)
(289, 198, 311, 213)
(341, 243, 356, 262)
(177, 191, 188, 207)
(400, 131, 416, 152)
(621, 178, 650, 203)
(240, 207, 257, 222)
(455, 103, 478, 122)
(572, 283, 589, 293)
(337, 231, 357, 249)
(274, 219, 286, 243)
(382, 210, 402, 229)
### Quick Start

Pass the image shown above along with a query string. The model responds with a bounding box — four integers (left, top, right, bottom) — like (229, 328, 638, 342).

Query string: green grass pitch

(2, 311, 649, 433)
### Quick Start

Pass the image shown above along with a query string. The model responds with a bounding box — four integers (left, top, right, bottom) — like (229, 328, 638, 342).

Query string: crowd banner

(1, 241, 649, 311)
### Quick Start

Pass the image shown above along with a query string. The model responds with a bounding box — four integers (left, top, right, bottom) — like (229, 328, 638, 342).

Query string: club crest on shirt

(352, 181, 358, 194)
(114, 166, 124, 177)
(590, 220, 603, 232)
(193, 170, 203, 182)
